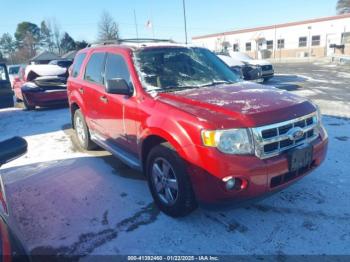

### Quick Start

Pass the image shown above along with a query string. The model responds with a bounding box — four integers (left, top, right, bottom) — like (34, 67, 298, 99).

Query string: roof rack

(87, 38, 176, 47)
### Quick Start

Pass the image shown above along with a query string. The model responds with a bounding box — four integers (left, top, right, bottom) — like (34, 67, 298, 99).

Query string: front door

(0, 64, 14, 108)
(99, 52, 134, 149)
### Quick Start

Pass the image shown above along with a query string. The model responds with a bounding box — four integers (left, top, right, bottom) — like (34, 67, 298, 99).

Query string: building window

(233, 43, 239, 51)
(341, 32, 350, 44)
(245, 42, 251, 51)
(277, 39, 285, 49)
(266, 40, 273, 50)
(312, 35, 321, 46)
(299, 37, 307, 47)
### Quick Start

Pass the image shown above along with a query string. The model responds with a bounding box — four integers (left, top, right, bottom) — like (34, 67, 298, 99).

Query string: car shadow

(263, 74, 308, 91)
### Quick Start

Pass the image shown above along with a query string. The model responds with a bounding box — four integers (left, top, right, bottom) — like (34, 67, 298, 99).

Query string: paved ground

(268, 63, 350, 117)
(0, 63, 349, 258)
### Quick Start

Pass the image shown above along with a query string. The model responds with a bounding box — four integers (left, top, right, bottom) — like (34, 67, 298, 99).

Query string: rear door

(0, 64, 14, 109)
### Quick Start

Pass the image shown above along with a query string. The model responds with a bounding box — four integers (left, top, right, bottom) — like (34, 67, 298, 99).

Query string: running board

(91, 132, 142, 171)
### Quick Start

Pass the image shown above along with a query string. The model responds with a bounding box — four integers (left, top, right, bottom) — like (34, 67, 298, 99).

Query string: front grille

(251, 113, 319, 159)
(261, 65, 273, 71)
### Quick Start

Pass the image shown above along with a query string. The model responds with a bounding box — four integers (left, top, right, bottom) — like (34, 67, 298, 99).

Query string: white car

(229, 51, 274, 81)
(7, 65, 22, 88)
(217, 55, 263, 82)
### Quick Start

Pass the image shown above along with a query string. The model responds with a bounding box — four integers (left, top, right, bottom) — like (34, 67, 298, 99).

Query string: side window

(71, 53, 86, 78)
(105, 53, 132, 87)
(84, 52, 106, 84)
(0, 65, 8, 81)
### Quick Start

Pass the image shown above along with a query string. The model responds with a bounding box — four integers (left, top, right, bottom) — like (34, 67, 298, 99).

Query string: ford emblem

(287, 127, 304, 141)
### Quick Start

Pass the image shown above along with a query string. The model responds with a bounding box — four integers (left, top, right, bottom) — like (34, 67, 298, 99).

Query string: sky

(0, 0, 339, 43)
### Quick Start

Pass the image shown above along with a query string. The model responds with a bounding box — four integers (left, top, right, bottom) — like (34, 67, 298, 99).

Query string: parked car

(13, 64, 69, 110)
(217, 54, 263, 82)
(0, 63, 14, 109)
(7, 64, 23, 88)
(229, 51, 274, 81)
(49, 59, 73, 69)
(0, 137, 30, 261)
(67, 40, 328, 217)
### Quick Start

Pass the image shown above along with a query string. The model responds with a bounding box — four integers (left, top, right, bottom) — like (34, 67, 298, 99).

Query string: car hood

(156, 82, 315, 128)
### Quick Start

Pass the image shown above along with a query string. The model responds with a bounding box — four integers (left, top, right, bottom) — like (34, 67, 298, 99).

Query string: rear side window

(84, 52, 106, 84)
(105, 53, 132, 86)
(0, 65, 8, 81)
(71, 53, 86, 78)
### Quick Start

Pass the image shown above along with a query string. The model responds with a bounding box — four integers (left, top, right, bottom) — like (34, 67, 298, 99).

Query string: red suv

(67, 39, 328, 217)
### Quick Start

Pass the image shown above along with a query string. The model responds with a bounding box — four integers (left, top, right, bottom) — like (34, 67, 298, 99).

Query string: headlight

(201, 129, 254, 154)
(316, 104, 322, 123)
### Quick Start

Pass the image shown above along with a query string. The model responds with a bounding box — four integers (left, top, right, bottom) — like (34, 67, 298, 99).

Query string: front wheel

(146, 143, 197, 217)
(23, 96, 35, 110)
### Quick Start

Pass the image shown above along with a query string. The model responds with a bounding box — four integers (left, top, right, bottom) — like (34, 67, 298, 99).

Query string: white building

(192, 13, 350, 59)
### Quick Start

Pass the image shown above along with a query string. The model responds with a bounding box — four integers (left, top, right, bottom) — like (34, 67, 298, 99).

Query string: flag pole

(182, 0, 188, 44)
(134, 9, 139, 39)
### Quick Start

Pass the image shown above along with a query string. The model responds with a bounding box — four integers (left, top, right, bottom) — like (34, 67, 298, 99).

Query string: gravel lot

(0, 62, 349, 258)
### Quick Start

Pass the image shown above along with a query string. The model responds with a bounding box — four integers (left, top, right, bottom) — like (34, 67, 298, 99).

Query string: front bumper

(187, 133, 328, 204)
(22, 89, 68, 107)
(262, 69, 274, 78)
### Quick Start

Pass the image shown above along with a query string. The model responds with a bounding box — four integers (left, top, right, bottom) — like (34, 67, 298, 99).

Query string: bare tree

(98, 11, 119, 42)
(52, 20, 62, 55)
(337, 0, 350, 14)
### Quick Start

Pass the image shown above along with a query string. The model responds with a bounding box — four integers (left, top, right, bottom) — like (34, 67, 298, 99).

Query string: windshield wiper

(157, 85, 200, 93)
(198, 80, 235, 88)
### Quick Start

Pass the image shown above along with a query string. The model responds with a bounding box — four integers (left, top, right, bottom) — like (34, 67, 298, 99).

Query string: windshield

(134, 47, 240, 92)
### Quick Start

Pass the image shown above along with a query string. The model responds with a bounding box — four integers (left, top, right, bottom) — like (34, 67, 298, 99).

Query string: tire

(73, 109, 96, 150)
(146, 143, 197, 217)
(23, 96, 35, 110)
(263, 76, 273, 82)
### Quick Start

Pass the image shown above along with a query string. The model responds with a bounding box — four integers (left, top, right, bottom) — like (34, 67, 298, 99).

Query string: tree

(15, 22, 40, 44)
(0, 33, 16, 63)
(98, 11, 119, 42)
(40, 20, 54, 52)
(14, 22, 41, 59)
(336, 0, 350, 14)
(60, 32, 76, 54)
(75, 40, 89, 50)
(0, 51, 6, 63)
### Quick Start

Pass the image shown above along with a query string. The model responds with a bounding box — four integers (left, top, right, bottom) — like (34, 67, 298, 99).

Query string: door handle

(79, 87, 84, 94)
(100, 96, 108, 103)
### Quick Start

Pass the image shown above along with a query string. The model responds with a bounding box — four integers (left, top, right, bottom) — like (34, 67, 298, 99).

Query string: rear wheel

(146, 143, 197, 217)
(73, 109, 96, 150)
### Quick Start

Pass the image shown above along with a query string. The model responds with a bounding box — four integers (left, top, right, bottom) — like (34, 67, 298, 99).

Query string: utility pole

(134, 9, 139, 39)
(182, 0, 188, 44)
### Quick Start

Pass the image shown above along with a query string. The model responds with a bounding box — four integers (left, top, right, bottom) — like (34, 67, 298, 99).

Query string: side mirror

(0, 137, 27, 167)
(106, 78, 133, 96)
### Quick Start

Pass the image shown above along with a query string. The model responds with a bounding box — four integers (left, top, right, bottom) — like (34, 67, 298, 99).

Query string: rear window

(71, 53, 87, 78)
(84, 52, 106, 85)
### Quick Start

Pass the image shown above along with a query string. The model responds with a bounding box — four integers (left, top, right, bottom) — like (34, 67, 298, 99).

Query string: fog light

(222, 177, 248, 191)
(225, 178, 236, 190)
